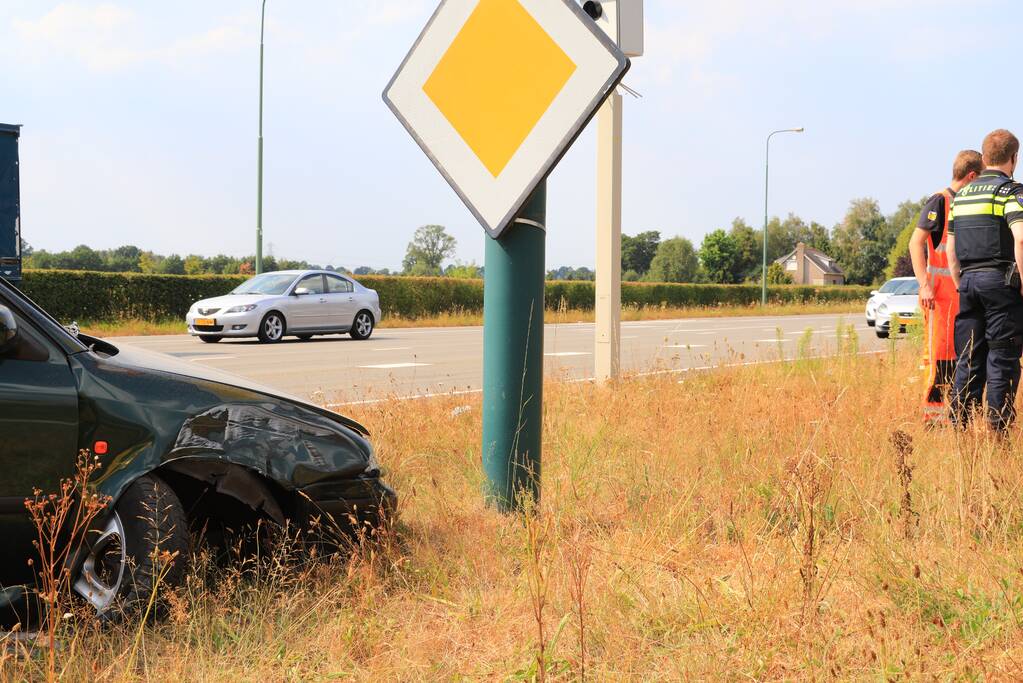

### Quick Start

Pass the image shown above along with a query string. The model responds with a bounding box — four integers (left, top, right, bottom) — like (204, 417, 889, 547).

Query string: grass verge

(6, 341, 1023, 679)
(79, 301, 863, 337)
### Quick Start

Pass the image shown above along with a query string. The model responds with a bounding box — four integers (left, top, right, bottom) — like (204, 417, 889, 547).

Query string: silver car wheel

(264, 314, 284, 341)
(355, 313, 373, 338)
(73, 512, 126, 612)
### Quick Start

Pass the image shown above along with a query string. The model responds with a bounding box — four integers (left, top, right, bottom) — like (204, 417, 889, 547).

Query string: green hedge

(18, 270, 872, 322)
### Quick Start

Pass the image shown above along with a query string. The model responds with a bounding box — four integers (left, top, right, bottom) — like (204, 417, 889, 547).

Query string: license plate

(195, 318, 216, 326)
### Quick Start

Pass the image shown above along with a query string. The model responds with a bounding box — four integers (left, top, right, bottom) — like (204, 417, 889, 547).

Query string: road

(111, 313, 892, 408)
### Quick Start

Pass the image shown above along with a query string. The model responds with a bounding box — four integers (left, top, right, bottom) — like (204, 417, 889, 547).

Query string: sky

(0, 0, 1018, 272)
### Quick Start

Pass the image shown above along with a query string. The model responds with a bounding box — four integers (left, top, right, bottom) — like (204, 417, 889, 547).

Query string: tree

(621, 230, 660, 276)
(885, 222, 916, 280)
(183, 254, 204, 275)
(402, 224, 456, 275)
(831, 198, 891, 285)
(647, 237, 699, 283)
(766, 262, 793, 284)
(698, 230, 739, 283)
(728, 218, 760, 281)
(445, 261, 482, 278)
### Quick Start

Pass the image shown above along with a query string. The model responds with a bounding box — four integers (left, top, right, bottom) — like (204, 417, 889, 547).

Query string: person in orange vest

(909, 149, 984, 425)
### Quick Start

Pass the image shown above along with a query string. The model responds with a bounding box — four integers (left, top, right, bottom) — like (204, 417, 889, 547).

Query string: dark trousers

(952, 269, 1023, 430)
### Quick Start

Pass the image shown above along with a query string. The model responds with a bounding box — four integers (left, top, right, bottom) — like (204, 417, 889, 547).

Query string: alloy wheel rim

(73, 512, 126, 612)
(357, 314, 372, 336)
(265, 316, 283, 340)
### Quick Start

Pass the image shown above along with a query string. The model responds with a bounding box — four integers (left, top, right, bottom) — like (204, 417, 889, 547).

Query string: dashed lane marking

(358, 362, 430, 369)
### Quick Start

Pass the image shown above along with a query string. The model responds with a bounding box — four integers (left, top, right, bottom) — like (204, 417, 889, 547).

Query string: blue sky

(0, 0, 1016, 271)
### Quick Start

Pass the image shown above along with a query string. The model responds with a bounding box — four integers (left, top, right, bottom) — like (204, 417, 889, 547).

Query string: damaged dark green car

(0, 278, 395, 627)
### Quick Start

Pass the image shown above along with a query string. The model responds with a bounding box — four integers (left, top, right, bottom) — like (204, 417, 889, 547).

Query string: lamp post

(762, 127, 803, 305)
(256, 0, 267, 275)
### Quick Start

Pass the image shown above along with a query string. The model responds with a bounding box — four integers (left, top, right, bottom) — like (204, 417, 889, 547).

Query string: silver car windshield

(878, 279, 904, 293)
(894, 279, 919, 294)
(231, 273, 297, 295)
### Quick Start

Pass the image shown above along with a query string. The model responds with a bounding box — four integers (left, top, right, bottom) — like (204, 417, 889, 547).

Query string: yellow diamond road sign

(384, 0, 629, 238)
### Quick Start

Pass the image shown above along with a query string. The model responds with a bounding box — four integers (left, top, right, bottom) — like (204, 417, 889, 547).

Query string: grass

(78, 301, 863, 337)
(5, 338, 1023, 679)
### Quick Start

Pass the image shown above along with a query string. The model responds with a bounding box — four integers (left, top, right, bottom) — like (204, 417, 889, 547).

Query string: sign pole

(595, 90, 622, 383)
(482, 181, 546, 511)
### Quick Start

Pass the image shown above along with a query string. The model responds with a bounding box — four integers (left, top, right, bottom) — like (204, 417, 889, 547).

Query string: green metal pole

(762, 133, 770, 306)
(256, 0, 267, 275)
(482, 181, 546, 512)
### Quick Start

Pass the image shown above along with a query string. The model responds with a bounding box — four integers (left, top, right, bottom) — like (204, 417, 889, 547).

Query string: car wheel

(258, 312, 286, 343)
(73, 474, 189, 618)
(297, 334, 313, 341)
(199, 335, 223, 343)
(350, 311, 374, 340)
(876, 329, 889, 339)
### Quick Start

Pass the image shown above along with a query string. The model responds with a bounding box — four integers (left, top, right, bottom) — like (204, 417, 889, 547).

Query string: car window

(232, 273, 297, 295)
(296, 274, 326, 294)
(896, 280, 919, 294)
(3, 307, 56, 362)
(326, 275, 353, 294)
(878, 279, 903, 293)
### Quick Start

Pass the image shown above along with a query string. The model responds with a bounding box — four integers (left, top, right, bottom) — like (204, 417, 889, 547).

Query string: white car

(186, 270, 382, 343)
(865, 277, 915, 326)
(875, 280, 920, 338)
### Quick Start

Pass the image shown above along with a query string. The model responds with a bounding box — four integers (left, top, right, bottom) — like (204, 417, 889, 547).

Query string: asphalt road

(110, 313, 891, 408)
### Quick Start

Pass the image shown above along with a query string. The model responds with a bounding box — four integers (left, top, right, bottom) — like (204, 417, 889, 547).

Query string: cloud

(11, 2, 249, 72)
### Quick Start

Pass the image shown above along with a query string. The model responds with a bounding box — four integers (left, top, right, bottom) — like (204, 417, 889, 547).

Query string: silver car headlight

(877, 303, 888, 315)
(224, 304, 258, 313)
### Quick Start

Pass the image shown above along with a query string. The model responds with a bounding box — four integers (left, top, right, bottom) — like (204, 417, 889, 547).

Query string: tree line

(549, 195, 927, 285)
(21, 195, 926, 285)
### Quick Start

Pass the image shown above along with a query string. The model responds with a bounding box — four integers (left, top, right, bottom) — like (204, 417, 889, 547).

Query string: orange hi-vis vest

(922, 187, 958, 424)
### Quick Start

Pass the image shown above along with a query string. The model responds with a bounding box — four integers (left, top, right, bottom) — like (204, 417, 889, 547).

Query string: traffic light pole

(482, 182, 546, 511)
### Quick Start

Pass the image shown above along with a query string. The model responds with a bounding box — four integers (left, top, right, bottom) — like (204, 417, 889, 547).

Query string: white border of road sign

(383, 0, 629, 239)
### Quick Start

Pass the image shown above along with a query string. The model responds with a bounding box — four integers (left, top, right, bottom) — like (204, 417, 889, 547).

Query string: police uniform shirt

(917, 189, 954, 248)
(948, 172, 1023, 269)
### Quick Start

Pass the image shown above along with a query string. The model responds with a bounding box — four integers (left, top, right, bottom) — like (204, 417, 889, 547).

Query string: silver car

(865, 276, 915, 326)
(186, 270, 381, 343)
(875, 279, 920, 338)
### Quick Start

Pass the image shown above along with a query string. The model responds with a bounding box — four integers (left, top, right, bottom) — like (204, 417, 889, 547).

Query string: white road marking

(754, 338, 789, 343)
(189, 355, 237, 362)
(358, 362, 429, 369)
(371, 347, 412, 351)
(545, 351, 591, 357)
(664, 344, 707, 348)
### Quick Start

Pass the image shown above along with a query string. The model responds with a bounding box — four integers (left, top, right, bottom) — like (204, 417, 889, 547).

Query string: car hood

(191, 293, 282, 311)
(880, 294, 919, 313)
(82, 335, 368, 436)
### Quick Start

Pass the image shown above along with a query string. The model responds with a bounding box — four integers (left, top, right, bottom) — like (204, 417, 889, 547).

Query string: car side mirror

(293, 287, 311, 296)
(0, 305, 19, 355)
(870, 290, 879, 296)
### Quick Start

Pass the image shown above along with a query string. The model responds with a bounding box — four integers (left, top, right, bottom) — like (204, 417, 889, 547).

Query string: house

(774, 242, 845, 285)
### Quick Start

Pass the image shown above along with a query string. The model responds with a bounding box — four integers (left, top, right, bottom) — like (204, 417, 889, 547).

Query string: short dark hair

(952, 150, 983, 181)
(982, 129, 1019, 167)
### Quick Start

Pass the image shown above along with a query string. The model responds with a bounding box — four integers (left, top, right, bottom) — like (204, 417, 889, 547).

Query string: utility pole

(256, 0, 267, 275)
(594, 91, 622, 382)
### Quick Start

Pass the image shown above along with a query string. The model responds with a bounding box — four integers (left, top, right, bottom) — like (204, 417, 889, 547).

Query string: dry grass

(6, 341, 1023, 680)
(80, 301, 862, 337)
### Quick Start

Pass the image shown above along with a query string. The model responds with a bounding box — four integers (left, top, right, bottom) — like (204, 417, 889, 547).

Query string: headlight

(225, 304, 258, 313)
(877, 304, 888, 315)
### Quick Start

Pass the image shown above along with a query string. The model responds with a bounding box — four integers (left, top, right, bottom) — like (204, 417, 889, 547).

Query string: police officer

(946, 129, 1023, 431)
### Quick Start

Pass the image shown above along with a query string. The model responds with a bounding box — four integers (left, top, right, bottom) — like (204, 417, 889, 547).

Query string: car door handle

(319, 297, 327, 303)
(348, 296, 354, 301)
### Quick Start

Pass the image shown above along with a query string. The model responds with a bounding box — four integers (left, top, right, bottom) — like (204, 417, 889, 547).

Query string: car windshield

(895, 279, 919, 295)
(231, 273, 297, 295)
(878, 279, 906, 293)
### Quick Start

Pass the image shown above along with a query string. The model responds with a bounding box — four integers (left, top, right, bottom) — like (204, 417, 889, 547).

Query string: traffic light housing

(580, 0, 643, 58)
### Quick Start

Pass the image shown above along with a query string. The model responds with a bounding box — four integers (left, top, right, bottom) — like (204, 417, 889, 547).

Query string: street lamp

(256, 0, 268, 275)
(762, 127, 804, 305)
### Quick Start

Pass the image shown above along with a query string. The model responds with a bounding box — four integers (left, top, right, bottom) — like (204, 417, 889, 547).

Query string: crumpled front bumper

(299, 476, 397, 528)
